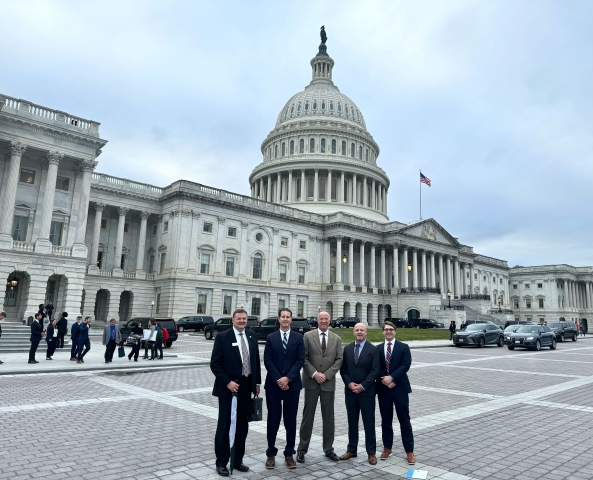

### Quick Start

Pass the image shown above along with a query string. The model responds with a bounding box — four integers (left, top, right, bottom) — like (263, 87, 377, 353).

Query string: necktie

(354, 343, 360, 365)
(239, 333, 251, 376)
(386, 342, 392, 371)
(321, 332, 326, 353)
(283, 332, 288, 351)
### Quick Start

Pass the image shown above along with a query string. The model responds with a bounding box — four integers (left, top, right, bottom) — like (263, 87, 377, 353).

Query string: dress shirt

(279, 328, 291, 344)
(384, 339, 395, 353)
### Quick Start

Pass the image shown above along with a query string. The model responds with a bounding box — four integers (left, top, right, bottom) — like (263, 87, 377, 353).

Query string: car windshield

(504, 325, 519, 332)
(465, 324, 485, 332)
(548, 323, 562, 328)
(516, 326, 540, 333)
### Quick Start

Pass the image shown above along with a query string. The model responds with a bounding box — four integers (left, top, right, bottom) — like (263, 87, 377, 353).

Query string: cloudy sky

(1, 0, 591, 267)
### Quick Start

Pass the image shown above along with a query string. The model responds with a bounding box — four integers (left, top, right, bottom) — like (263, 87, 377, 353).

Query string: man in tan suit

(296, 311, 343, 463)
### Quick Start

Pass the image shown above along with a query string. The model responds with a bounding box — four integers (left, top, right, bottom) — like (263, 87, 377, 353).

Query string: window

(313, 101, 317, 110)
(513, 299, 519, 309)
(148, 255, 155, 273)
(11, 216, 28, 241)
(319, 177, 326, 200)
(253, 253, 263, 279)
(307, 177, 314, 198)
(155, 293, 161, 314)
(279, 264, 287, 282)
(341, 141, 346, 155)
(331, 139, 336, 154)
(305, 102, 309, 111)
(159, 253, 166, 273)
(345, 105, 349, 114)
(299, 139, 304, 153)
(338, 103, 342, 112)
(225, 257, 235, 276)
(102, 219, 108, 229)
(275, 145, 278, 158)
(296, 178, 301, 199)
(297, 103, 301, 112)
(200, 253, 211, 274)
(321, 138, 326, 153)
(56, 176, 70, 191)
(526, 298, 531, 309)
(350, 143, 355, 157)
(97, 251, 104, 269)
(251, 297, 261, 316)
(120, 254, 126, 270)
(492, 277, 496, 283)
(298, 266, 305, 284)
(280, 237, 288, 247)
(163, 221, 169, 233)
(223, 296, 232, 315)
(49, 221, 63, 246)
(297, 299, 304, 316)
(151, 224, 157, 235)
(290, 140, 294, 155)
(281, 142, 286, 157)
(474, 273, 478, 280)
(513, 284, 518, 289)
(321, 101, 325, 110)
(19, 168, 35, 184)
(197, 294, 207, 314)
(359, 146, 362, 159)
(525, 283, 530, 289)
(124, 222, 129, 233)
(255, 232, 263, 242)
(203, 222, 213, 233)
(227, 226, 237, 238)
(331, 177, 337, 200)
(309, 138, 315, 153)
(278, 298, 286, 310)
(365, 149, 369, 161)
(299, 240, 306, 249)
(4, 289, 16, 307)
(539, 298, 544, 308)
(537, 283, 543, 289)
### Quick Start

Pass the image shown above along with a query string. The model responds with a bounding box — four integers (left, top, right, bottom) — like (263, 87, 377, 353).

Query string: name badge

(232, 342, 238, 347)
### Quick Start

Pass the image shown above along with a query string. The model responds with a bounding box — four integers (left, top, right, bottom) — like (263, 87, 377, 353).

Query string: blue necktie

(354, 343, 360, 365)
(283, 332, 288, 351)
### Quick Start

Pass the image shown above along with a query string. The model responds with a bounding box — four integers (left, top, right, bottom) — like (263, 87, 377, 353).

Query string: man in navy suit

(263, 308, 305, 470)
(376, 320, 415, 465)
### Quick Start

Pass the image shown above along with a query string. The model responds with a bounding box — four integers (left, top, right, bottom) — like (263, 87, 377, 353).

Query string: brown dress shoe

(285, 456, 296, 469)
(265, 457, 275, 469)
(368, 455, 377, 465)
(339, 452, 357, 461)
(380, 448, 392, 460)
(406, 452, 416, 465)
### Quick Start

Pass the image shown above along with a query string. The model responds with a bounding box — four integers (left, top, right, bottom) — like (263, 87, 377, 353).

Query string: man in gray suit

(296, 311, 342, 463)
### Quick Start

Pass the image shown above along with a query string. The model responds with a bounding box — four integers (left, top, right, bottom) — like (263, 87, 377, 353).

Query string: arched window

(307, 176, 314, 198)
(345, 105, 349, 115)
(338, 103, 342, 112)
(320, 138, 326, 153)
(281, 142, 286, 157)
(359, 146, 362, 160)
(310, 138, 315, 153)
(305, 102, 309, 111)
(296, 178, 302, 200)
(321, 101, 326, 110)
(319, 177, 326, 200)
(331, 177, 337, 200)
(350, 143, 355, 157)
(331, 139, 336, 154)
(290, 105, 294, 114)
(297, 103, 301, 112)
(313, 101, 317, 110)
(253, 253, 263, 279)
(275, 145, 278, 158)
(290, 140, 294, 155)
(365, 149, 369, 161)
(341, 141, 346, 155)
(330, 101, 334, 111)
(299, 139, 304, 153)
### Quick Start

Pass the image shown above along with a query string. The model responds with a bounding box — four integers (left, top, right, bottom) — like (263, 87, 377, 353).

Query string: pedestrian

(70, 316, 82, 361)
(143, 320, 156, 359)
(263, 308, 305, 470)
(376, 321, 416, 465)
(45, 319, 58, 360)
(154, 322, 164, 360)
(46, 302, 54, 320)
(0, 311, 5, 365)
(504, 320, 510, 329)
(127, 322, 143, 361)
(297, 311, 342, 464)
(210, 308, 261, 477)
(448, 321, 456, 340)
(460, 321, 466, 331)
(162, 324, 170, 349)
(56, 312, 68, 348)
(77, 317, 92, 364)
(102, 318, 122, 363)
(339, 323, 380, 465)
(581, 323, 586, 337)
(576, 320, 580, 335)
(29, 312, 44, 364)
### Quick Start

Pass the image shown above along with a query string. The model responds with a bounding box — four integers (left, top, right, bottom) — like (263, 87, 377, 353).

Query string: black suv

(306, 316, 318, 329)
(251, 317, 312, 340)
(177, 315, 214, 332)
(203, 316, 259, 340)
(384, 318, 409, 328)
(409, 318, 444, 329)
(331, 316, 359, 328)
(547, 321, 578, 342)
(121, 317, 178, 348)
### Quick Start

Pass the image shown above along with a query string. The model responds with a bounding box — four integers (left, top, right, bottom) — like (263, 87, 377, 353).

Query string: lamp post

(151, 300, 155, 317)
(318, 305, 321, 313)
(342, 254, 347, 265)
(407, 263, 412, 272)
(447, 290, 452, 309)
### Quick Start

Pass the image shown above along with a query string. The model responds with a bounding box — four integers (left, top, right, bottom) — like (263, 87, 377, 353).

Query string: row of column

(251, 169, 388, 214)
(561, 279, 593, 311)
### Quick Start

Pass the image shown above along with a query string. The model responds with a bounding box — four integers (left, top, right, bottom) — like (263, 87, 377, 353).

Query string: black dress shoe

(325, 451, 340, 462)
(236, 464, 249, 472)
(296, 451, 305, 463)
(216, 466, 229, 477)
(28, 360, 37, 364)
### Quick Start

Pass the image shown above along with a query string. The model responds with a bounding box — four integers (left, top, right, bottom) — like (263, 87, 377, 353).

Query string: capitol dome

(249, 32, 390, 222)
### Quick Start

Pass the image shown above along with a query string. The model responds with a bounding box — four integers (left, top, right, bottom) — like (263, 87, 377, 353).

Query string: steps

(0, 321, 71, 353)
(449, 300, 503, 326)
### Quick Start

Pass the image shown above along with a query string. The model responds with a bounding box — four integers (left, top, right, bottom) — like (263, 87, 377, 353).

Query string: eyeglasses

(383, 328, 395, 332)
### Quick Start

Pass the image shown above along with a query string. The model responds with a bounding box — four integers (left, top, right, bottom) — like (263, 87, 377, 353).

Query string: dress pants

(265, 387, 300, 457)
(214, 375, 252, 467)
(77, 339, 91, 360)
(104, 340, 116, 362)
(144, 341, 155, 359)
(378, 391, 414, 453)
(128, 343, 140, 360)
(70, 338, 79, 358)
(29, 339, 40, 361)
(298, 388, 335, 454)
(57, 333, 65, 348)
(46, 339, 57, 358)
(154, 339, 163, 359)
(345, 394, 376, 456)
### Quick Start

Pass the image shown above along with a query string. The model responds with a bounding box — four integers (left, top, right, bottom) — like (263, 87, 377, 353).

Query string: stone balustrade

(13, 241, 34, 253)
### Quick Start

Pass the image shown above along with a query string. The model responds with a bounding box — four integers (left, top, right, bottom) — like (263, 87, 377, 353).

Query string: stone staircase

(0, 321, 70, 353)
(449, 299, 503, 326)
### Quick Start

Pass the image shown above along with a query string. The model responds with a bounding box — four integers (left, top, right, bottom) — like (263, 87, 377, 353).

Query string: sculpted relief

(421, 224, 437, 242)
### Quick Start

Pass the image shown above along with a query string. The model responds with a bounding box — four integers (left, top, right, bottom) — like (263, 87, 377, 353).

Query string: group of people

(210, 308, 415, 477)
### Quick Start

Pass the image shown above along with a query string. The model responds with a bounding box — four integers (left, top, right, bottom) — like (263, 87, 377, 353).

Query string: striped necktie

(282, 332, 288, 351)
(386, 342, 392, 370)
(354, 343, 360, 365)
(239, 333, 251, 376)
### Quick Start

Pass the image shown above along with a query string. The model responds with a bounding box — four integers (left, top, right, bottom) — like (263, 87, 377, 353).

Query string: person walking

(127, 322, 144, 361)
(154, 322, 164, 360)
(581, 322, 586, 337)
(297, 311, 342, 464)
(460, 321, 466, 331)
(77, 317, 92, 364)
(29, 313, 44, 364)
(162, 325, 170, 349)
(70, 316, 82, 360)
(0, 311, 5, 365)
(339, 323, 380, 465)
(56, 312, 68, 349)
(448, 321, 456, 340)
(210, 308, 261, 477)
(102, 318, 122, 363)
(143, 320, 156, 359)
(376, 321, 416, 465)
(263, 308, 305, 470)
(45, 319, 58, 360)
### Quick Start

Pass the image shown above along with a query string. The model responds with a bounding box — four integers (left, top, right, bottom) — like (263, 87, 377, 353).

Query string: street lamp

(342, 254, 347, 264)
(318, 305, 321, 313)
(407, 263, 412, 272)
(151, 300, 155, 317)
(447, 290, 452, 309)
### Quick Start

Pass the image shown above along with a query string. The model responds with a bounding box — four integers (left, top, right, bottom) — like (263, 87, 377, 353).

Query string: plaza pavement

(0, 334, 592, 479)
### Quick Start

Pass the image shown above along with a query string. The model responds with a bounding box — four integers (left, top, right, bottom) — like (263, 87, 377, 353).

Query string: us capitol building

(0, 35, 591, 330)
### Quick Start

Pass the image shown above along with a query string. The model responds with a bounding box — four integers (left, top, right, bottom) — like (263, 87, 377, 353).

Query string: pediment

(398, 219, 459, 247)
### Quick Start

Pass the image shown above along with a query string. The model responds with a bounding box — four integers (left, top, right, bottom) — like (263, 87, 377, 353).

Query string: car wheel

(507, 346, 514, 350)
(560, 334, 565, 342)
(550, 338, 557, 350)
(204, 330, 213, 340)
(572, 334, 577, 342)
(535, 340, 541, 351)
(497, 336, 504, 347)
(478, 337, 485, 348)
(179, 326, 184, 332)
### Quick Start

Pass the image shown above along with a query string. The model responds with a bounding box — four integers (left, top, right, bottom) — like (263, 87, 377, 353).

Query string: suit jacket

(102, 325, 122, 345)
(301, 329, 343, 392)
(340, 341, 380, 397)
(210, 327, 261, 398)
(78, 323, 90, 342)
(264, 329, 305, 391)
(375, 340, 412, 396)
(57, 318, 68, 335)
(30, 321, 42, 342)
(46, 325, 55, 343)
(71, 322, 80, 340)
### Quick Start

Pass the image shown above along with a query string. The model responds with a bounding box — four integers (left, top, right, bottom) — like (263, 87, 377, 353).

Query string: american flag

(420, 172, 431, 187)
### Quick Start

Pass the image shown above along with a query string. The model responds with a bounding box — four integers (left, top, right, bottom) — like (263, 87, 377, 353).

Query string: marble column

(411, 249, 418, 288)
(359, 241, 365, 287)
(35, 151, 63, 253)
(384, 187, 388, 214)
(380, 246, 386, 289)
(371, 179, 376, 209)
(266, 175, 271, 202)
(73, 159, 98, 248)
(89, 203, 106, 267)
(461, 264, 466, 295)
(352, 174, 357, 205)
(446, 256, 452, 294)
(421, 250, 427, 288)
(259, 178, 264, 200)
(276, 173, 281, 203)
(402, 248, 409, 288)
(327, 170, 332, 202)
(430, 253, 436, 288)
(113, 207, 128, 271)
(335, 237, 342, 284)
(340, 171, 345, 203)
(454, 257, 460, 296)
(314, 169, 319, 202)
(363, 177, 368, 207)
(0, 141, 27, 246)
(288, 170, 293, 202)
(323, 239, 330, 284)
(469, 264, 475, 294)
(369, 243, 376, 289)
(393, 245, 399, 289)
(563, 280, 569, 309)
(300, 170, 305, 201)
(135, 211, 150, 272)
(348, 239, 354, 285)
(439, 254, 445, 296)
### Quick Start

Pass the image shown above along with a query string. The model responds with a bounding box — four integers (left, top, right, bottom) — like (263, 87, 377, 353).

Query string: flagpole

(419, 169, 422, 220)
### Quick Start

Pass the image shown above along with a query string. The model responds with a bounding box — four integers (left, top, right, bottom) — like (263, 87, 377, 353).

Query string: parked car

(331, 316, 359, 328)
(251, 317, 312, 340)
(306, 316, 318, 329)
(177, 315, 214, 332)
(121, 317, 178, 348)
(409, 318, 444, 329)
(384, 318, 409, 328)
(203, 316, 259, 340)
(506, 324, 556, 351)
(454, 323, 504, 348)
(547, 321, 578, 342)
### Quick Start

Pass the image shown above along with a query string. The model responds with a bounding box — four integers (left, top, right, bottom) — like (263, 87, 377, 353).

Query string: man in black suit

(376, 321, 415, 465)
(339, 322, 380, 465)
(210, 308, 261, 477)
(263, 308, 305, 470)
(28, 312, 44, 364)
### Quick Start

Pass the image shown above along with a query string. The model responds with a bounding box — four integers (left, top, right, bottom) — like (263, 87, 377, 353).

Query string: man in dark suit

(263, 308, 305, 470)
(77, 316, 92, 363)
(210, 308, 261, 477)
(376, 320, 415, 465)
(28, 312, 44, 364)
(339, 322, 380, 465)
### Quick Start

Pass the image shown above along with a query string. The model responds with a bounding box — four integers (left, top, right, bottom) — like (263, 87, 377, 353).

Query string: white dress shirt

(279, 328, 291, 344)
